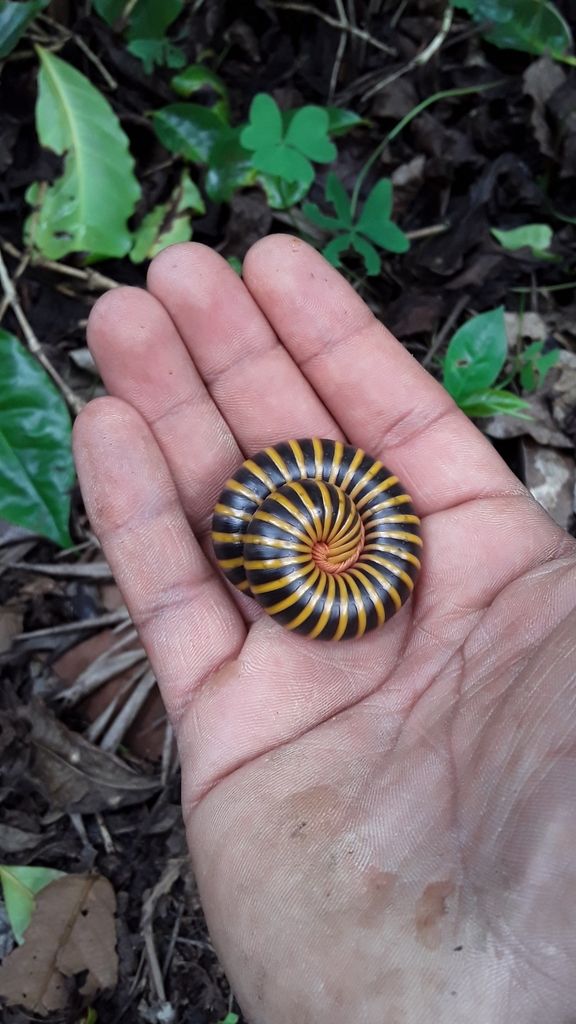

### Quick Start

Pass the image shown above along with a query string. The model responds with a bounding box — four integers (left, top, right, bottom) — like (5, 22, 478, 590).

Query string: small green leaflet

(517, 340, 560, 391)
(452, 0, 572, 59)
(28, 47, 140, 260)
(130, 170, 205, 263)
(0, 329, 75, 547)
(491, 224, 553, 257)
(0, 864, 66, 945)
(0, 0, 48, 58)
(127, 38, 185, 73)
(442, 307, 530, 418)
(303, 173, 409, 276)
(240, 94, 337, 188)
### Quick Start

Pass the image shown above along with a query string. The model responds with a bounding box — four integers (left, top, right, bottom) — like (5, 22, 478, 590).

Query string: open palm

(74, 237, 576, 1023)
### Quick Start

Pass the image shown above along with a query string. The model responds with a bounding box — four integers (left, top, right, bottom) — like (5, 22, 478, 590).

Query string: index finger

(242, 235, 527, 517)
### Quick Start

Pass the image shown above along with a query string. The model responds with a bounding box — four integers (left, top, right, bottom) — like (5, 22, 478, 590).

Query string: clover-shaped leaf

(240, 94, 336, 188)
(303, 173, 409, 276)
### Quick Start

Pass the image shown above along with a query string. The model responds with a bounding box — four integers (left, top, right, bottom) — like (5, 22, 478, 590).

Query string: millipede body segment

(212, 439, 422, 640)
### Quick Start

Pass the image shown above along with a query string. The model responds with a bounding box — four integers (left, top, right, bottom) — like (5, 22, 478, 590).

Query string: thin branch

(0, 248, 85, 416)
(360, 4, 453, 104)
(0, 239, 121, 292)
(37, 13, 118, 89)
(267, 1, 396, 56)
(404, 222, 449, 241)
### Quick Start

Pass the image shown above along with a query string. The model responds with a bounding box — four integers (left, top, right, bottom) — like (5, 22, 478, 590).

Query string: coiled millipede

(212, 439, 422, 641)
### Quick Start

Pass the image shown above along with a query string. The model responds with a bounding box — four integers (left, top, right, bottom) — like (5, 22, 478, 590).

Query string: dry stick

(405, 223, 449, 241)
(360, 4, 453, 104)
(1, 239, 121, 292)
(0, 183, 46, 322)
(0, 248, 85, 416)
(329, 27, 348, 104)
(37, 13, 118, 89)
(141, 859, 188, 1016)
(422, 292, 471, 370)
(268, 1, 396, 56)
(100, 667, 158, 753)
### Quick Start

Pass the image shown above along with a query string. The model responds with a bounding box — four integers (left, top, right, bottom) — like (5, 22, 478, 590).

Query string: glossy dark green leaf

(91, 0, 122, 26)
(443, 307, 507, 403)
(205, 127, 254, 202)
(457, 389, 531, 418)
(0, 329, 75, 547)
(153, 103, 225, 163)
(452, 0, 572, 57)
(171, 64, 229, 121)
(0, 0, 48, 58)
(325, 107, 367, 136)
(126, 0, 182, 39)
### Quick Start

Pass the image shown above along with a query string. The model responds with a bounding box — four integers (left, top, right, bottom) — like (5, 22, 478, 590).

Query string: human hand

(73, 236, 576, 1023)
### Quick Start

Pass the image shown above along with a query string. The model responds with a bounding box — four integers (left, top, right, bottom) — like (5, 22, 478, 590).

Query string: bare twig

(141, 859, 188, 1016)
(0, 248, 85, 415)
(405, 222, 449, 241)
(100, 667, 158, 753)
(8, 560, 115, 579)
(15, 608, 130, 641)
(360, 5, 453, 104)
(0, 239, 121, 291)
(160, 720, 175, 787)
(422, 292, 471, 369)
(37, 13, 117, 89)
(268, 1, 396, 56)
(328, 27, 348, 104)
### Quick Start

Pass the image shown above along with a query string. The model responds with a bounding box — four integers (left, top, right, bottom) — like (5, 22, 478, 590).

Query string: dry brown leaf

(26, 698, 160, 813)
(523, 57, 566, 158)
(0, 873, 117, 1015)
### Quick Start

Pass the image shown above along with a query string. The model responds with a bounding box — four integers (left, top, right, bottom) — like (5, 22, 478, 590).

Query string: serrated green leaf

(171, 64, 229, 121)
(326, 107, 367, 136)
(0, 330, 74, 547)
(206, 127, 254, 202)
(257, 173, 309, 208)
(457, 389, 531, 418)
(453, 0, 572, 57)
(325, 172, 352, 227)
(443, 307, 507, 402)
(0, 0, 48, 58)
(0, 864, 66, 944)
(302, 202, 343, 231)
(491, 224, 553, 253)
(240, 93, 283, 150)
(285, 106, 336, 163)
(153, 103, 225, 163)
(29, 47, 140, 260)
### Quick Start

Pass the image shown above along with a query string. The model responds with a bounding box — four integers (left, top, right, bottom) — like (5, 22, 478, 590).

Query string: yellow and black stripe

(212, 439, 422, 640)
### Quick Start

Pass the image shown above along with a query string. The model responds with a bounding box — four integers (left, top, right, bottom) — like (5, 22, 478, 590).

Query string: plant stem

(349, 79, 504, 220)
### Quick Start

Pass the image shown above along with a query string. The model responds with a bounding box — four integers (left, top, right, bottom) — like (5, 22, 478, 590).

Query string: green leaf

(0, 0, 48, 58)
(452, 0, 572, 58)
(91, 0, 122, 26)
(302, 202, 344, 231)
(126, 0, 183, 40)
(250, 141, 314, 186)
(443, 307, 507, 402)
(325, 172, 352, 227)
(227, 256, 242, 276)
(457, 389, 531, 418)
(257, 173, 309, 209)
(29, 47, 140, 260)
(348, 232, 381, 275)
(240, 93, 283, 150)
(322, 232, 356, 268)
(206, 128, 255, 202)
(325, 107, 367, 136)
(171, 64, 230, 121)
(153, 103, 225, 163)
(356, 178, 410, 253)
(0, 864, 66, 944)
(127, 38, 185, 73)
(285, 106, 337, 163)
(130, 170, 204, 262)
(491, 224, 553, 254)
(0, 330, 75, 547)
